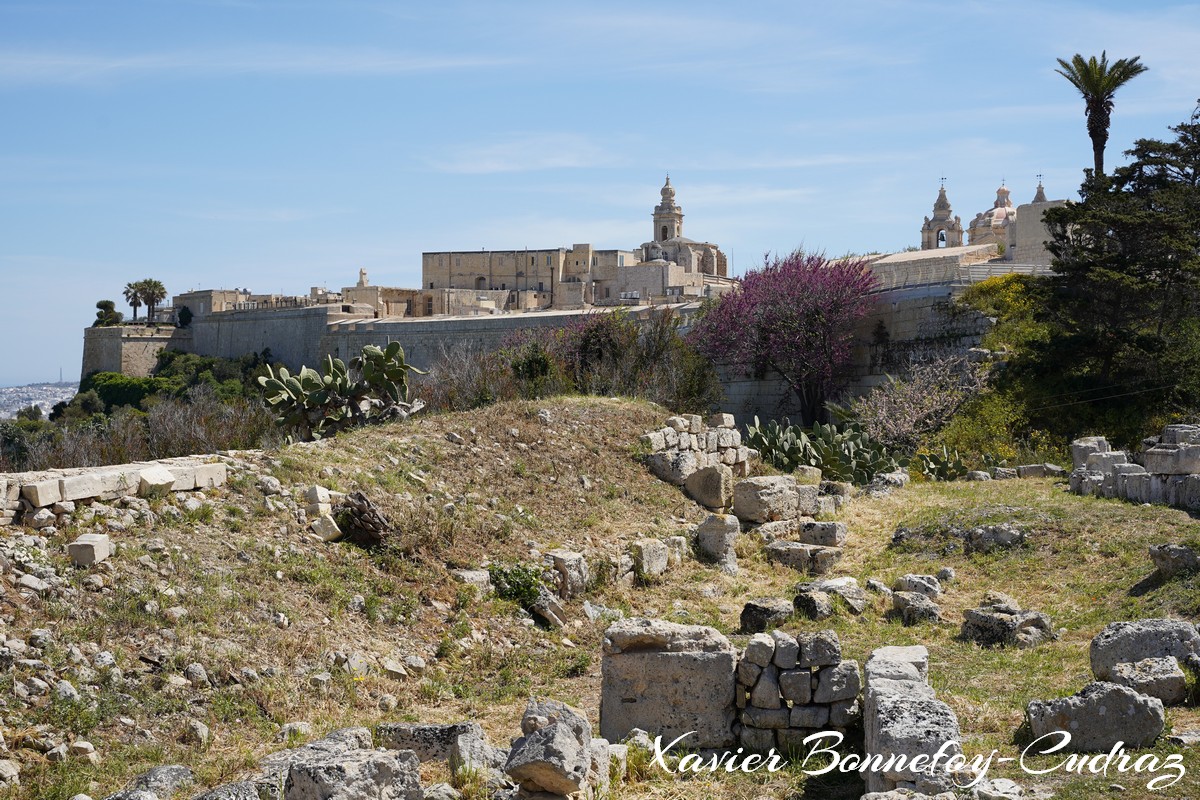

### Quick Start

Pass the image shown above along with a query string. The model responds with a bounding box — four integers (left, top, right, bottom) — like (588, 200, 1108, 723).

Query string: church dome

(660, 176, 675, 203)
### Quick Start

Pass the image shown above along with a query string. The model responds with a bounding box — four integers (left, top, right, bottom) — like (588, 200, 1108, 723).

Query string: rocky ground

(2, 396, 1200, 799)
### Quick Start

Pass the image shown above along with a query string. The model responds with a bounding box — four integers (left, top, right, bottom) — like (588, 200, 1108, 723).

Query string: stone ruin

(642, 412, 757, 485)
(862, 645, 962, 795)
(1024, 618, 1200, 754)
(734, 628, 861, 752)
(1, 457, 227, 530)
(1067, 425, 1200, 508)
(599, 618, 738, 749)
(92, 698, 629, 800)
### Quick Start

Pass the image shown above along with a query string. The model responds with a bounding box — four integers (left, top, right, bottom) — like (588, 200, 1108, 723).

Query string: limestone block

(1149, 543, 1200, 578)
(797, 484, 820, 516)
(68, 534, 112, 568)
(27, 507, 56, 529)
(547, 549, 589, 600)
(795, 588, 834, 620)
(684, 465, 733, 510)
(733, 476, 798, 522)
(1162, 424, 1200, 444)
(1086, 451, 1129, 473)
(894, 591, 942, 625)
(686, 414, 702, 434)
(600, 618, 738, 749)
(749, 665, 782, 709)
(960, 594, 1053, 649)
(21, 479, 61, 508)
(639, 431, 666, 452)
(992, 467, 1018, 480)
(867, 645, 929, 682)
(192, 463, 227, 489)
(708, 413, 735, 429)
(893, 574, 942, 598)
(739, 598, 792, 633)
(793, 465, 822, 485)
(630, 538, 668, 578)
(742, 706, 788, 729)
(138, 465, 177, 498)
(346, 720, 451, 754)
(763, 541, 815, 571)
(283, 749, 422, 800)
(647, 451, 697, 486)
(778, 669, 812, 704)
(739, 726, 774, 751)
(771, 630, 799, 670)
(1071, 436, 1110, 469)
(814, 660, 862, 703)
(95, 466, 143, 499)
(1027, 682, 1163, 752)
(663, 428, 679, 449)
(1109, 657, 1188, 705)
(798, 521, 847, 547)
(868, 694, 961, 790)
(1090, 619, 1200, 680)
(665, 416, 689, 432)
(789, 704, 829, 728)
(744, 632, 776, 667)
(695, 513, 738, 575)
(798, 577, 868, 614)
(1016, 464, 1046, 478)
(830, 698, 861, 728)
(798, 629, 841, 668)
(59, 473, 106, 502)
(505, 700, 592, 796)
(310, 515, 343, 542)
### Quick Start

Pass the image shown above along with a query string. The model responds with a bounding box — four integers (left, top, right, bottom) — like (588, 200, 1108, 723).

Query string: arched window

(661, 225, 668, 241)
(937, 230, 947, 248)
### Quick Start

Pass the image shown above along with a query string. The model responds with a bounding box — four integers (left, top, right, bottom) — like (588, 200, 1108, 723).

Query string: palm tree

(138, 279, 168, 324)
(1056, 51, 1149, 176)
(122, 281, 143, 322)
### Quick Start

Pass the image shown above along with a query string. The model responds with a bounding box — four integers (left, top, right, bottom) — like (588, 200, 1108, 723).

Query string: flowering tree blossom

(690, 250, 878, 421)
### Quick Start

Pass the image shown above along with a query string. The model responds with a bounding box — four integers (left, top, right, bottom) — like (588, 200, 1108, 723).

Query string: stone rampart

(0, 456, 227, 528)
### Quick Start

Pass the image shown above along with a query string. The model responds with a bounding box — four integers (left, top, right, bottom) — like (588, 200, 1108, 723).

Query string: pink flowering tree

(690, 250, 878, 421)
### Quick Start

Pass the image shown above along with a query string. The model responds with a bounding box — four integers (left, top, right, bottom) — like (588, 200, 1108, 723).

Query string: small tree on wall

(93, 300, 123, 327)
(689, 250, 878, 422)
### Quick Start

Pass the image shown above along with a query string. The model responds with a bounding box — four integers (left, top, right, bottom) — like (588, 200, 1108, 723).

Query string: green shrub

(487, 562, 544, 609)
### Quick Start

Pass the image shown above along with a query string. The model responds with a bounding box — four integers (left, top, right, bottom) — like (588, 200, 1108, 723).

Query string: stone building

(421, 177, 735, 310)
(921, 181, 1065, 265)
(919, 185, 964, 249)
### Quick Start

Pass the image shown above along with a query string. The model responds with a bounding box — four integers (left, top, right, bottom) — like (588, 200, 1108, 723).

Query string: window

(546, 254, 551, 266)
(530, 256, 534, 266)
(619, 255, 625, 267)
(455, 257, 461, 267)
(429, 282, 434, 289)
(605, 288, 610, 298)
(501, 283, 506, 290)
(661, 225, 668, 240)
(538, 282, 544, 291)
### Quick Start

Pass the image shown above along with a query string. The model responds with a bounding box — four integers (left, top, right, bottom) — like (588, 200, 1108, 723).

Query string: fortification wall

(188, 306, 340, 368)
(80, 326, 190, 381)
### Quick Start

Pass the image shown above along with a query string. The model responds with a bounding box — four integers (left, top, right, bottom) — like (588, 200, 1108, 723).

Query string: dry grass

(7, 397, 1200, 799)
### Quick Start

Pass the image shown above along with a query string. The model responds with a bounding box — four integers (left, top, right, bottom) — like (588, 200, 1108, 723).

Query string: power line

(1026, 383, 1176, 412)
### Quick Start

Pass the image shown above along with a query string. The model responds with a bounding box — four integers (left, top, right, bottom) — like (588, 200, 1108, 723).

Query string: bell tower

(920, 182, 964, 249)
(653, 175, 684, 242)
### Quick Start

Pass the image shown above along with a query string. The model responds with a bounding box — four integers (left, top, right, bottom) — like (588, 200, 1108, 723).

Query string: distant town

(0, 382, 78, 419)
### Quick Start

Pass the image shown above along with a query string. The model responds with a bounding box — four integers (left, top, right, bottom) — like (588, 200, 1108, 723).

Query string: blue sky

(2, 0, 1199, 387)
